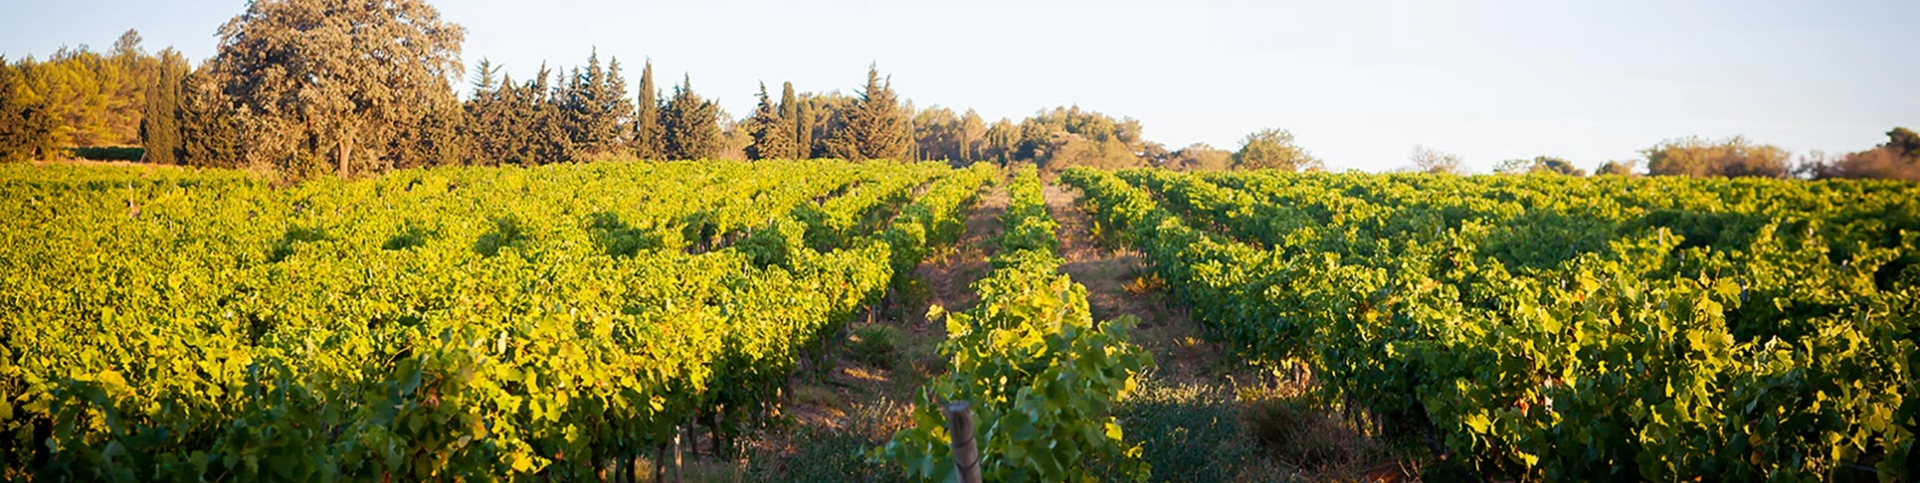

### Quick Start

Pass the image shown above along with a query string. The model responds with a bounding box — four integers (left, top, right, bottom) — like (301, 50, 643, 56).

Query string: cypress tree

(778, 81, 802, 159)
(840, 64, 911, 161)
(177, 63, 242, 168)
(745, 82, 794, 160)
(660, 74, 720, 160)
(794, 95, 815, 159)
(137, 48, 190, 164)
(631, 60, 665, 160)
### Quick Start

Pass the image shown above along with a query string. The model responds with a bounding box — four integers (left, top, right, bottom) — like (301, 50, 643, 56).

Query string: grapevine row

(879, 166, 1153, 483)
(1063, 167, 1918, 481)
(0, 160, 983, 481)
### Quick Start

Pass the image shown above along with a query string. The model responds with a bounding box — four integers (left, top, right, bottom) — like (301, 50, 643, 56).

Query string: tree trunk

(338, 136, 351, 178)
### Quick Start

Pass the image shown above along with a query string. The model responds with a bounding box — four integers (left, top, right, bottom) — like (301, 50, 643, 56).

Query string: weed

(848, 324, 901, 370)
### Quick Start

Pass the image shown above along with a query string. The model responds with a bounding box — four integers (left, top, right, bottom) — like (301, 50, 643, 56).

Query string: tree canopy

(837, 65, 912, 161)
(1642, 135, 1790, 178)
(1232, 128, 1321, 172)
(5, 1, 1916, 184)
(1799, 127, 1920, 181)
(661, 75, 721, 160)
(1497, 156, 1586, 176)
(1409, 145, 1464, 174)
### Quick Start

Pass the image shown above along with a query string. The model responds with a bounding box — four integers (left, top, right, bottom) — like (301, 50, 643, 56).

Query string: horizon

(3, 0, 1913, 172)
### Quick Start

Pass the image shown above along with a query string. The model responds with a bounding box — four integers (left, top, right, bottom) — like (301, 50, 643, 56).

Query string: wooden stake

(946, 401, 982, 483)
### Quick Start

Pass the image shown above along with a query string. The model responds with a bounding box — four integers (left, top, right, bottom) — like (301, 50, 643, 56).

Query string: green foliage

(910, 106, 988, 165)
(993, 165, 1061, 256)
(880, 166, 1154, 483)
(207, 0, 466, 177)
(631, 60, 666, 160)
(0, 59, 56, 162)
(745, 82, 796, 161)
(849, 325, 903, 370)
(744, 401, 910, 483)
(559, 51, 636, 158)
(1232, 128, 1322, 172)
(1115, 381, 1259, 482)
(661, 75, 721, 161)
(64, 146, 143, 161)
(137, 48, 190, 165)
(1497, 156, 1586, 176)
(1643, 135, 1791, 178)
(0, 159, 992, 481)
(782, 82, 811, 160)
(975, 106, 1148, 171)
(1164, 143, 1233, 171)
(1064, 166, 1919, 482)
(1802, 127, 1920, 181)
(1596, 159, 1636, 176)
(1889, 127, 1920, 159)
(839, 65, 913, 161)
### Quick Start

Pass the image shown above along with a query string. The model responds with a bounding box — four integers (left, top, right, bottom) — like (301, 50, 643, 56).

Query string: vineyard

(0, 160, 994, 481)
(2, 160, 1917, 482)
(1064, 167, 1919, 481)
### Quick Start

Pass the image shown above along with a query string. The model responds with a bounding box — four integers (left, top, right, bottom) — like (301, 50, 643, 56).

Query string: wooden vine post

(946, 400, 982, 483)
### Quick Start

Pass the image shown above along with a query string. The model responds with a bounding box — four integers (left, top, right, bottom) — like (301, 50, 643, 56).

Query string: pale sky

(4, 0, 1914, 172)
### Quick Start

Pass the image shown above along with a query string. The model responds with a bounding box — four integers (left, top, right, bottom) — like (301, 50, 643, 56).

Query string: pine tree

(839, 64, 912, 161)
(601, 56, 634, 154)
(559, 50, 634, 158)
(661, 74, 720, 160)
(631, 60, 665, 160)
(389, 95, 466, 169)
(559, 51, 604, 155)
(495, 71, 532, 165)
(959, 108, 986, 163)
(464, 58, 508, 165)
(107, 29, 146, 146)
(745, 82, 795, 160)
(0, 57, 58, 163)
(526, 64, 573, 164)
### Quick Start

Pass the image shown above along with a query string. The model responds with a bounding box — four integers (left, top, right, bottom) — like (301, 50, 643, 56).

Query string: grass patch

(744, 399, 909, 483)
(1115, 377, 1260, 482)
(791, 384, 842, 409)
(1235, 375, 1400, 480)
(848, 324, 902, 370)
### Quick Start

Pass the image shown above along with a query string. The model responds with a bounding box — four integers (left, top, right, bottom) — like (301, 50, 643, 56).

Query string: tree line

(1, 0, 1914, 182)
(1395, 130, 1919, 181)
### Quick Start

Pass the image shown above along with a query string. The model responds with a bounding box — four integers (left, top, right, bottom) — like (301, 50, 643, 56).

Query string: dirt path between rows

(730, 179, 1010, 482)
(1045, 179, 1417, 483)
(1042, 180, 1217, 382)
(913, 181, 1009, 320)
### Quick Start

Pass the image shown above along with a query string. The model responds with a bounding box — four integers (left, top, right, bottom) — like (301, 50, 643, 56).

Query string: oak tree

(209, 0, 465, 177)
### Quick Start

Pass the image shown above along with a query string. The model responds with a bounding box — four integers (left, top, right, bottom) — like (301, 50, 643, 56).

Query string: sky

(3, 0, 1914, 172)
